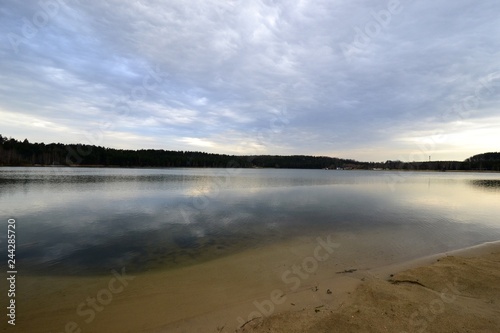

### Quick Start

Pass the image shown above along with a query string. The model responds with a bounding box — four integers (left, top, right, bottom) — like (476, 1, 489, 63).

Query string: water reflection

(469, 179, 500, 192)
(1, 168, 500, 276)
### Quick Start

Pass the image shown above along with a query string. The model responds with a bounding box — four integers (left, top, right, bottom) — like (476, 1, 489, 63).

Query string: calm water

(1, 167, 500, 275)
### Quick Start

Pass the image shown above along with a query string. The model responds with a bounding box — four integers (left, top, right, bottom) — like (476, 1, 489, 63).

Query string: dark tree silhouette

(0, 134, 498, 171)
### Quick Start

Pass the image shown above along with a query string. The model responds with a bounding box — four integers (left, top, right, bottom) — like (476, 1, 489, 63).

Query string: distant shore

(1, 164, 500, 173)
(1, 135, 499, 171)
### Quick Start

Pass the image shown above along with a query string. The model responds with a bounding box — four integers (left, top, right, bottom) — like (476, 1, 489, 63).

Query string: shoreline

(1, 164, 500, 173)
(9, 237, 500, 333)
(236, 240, 500, 332)
(368, 239, 500, 279)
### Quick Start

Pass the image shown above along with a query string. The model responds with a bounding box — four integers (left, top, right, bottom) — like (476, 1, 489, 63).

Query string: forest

(0, 134, 499, 171)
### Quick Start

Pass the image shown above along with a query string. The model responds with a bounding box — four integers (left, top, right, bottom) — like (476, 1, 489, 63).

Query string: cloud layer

(1, 0, 499, 161)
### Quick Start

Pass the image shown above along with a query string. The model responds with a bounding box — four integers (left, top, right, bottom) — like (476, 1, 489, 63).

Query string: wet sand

(7, 235, 500, 333)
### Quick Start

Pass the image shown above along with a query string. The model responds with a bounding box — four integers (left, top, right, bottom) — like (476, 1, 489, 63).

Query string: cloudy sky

(1, 0, 499, 162)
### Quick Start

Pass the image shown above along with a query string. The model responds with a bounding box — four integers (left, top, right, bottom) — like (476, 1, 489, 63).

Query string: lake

(1, 167, 500, 276)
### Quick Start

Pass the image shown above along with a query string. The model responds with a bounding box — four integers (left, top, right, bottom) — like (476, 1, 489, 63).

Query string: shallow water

(1, 167, 500, 275)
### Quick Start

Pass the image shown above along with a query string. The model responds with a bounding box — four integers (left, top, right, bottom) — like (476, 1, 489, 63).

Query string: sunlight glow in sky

(1, 0, 499, 161)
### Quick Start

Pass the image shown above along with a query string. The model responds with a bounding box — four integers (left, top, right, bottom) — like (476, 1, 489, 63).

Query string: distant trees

(464, 152, 500, 171)
(249, 155, 356, 169)
(0, 134, 499, 171)
(0, 135, 252, 168)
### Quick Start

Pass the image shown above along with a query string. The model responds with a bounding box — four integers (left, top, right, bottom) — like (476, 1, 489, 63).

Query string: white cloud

(1, 0, 499, 160)
(177, 137, 215, 148)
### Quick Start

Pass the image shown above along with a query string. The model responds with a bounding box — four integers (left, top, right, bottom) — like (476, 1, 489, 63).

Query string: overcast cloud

(1, 0, 499, 161)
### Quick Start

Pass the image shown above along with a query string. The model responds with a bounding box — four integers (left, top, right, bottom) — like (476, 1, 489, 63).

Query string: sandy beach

(7, 237, 500, 333)
(237, 241, 500, 333)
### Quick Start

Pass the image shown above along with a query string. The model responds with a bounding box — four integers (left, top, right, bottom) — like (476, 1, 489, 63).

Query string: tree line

(0, 134, 499, 171)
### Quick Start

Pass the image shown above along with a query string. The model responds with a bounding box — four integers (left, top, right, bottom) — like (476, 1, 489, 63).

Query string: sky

(0, 0, 499, 162)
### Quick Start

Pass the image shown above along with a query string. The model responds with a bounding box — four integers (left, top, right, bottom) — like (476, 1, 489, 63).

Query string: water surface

(1, 167, 500, 275)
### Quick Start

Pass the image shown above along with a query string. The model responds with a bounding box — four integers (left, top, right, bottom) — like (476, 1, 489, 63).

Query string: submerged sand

(7, 236, 500, 333)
